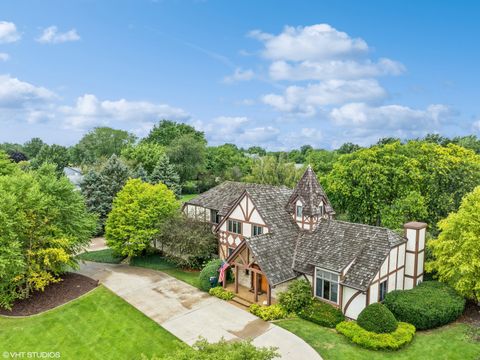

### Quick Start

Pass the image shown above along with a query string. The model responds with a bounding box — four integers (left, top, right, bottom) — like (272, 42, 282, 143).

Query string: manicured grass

(277, 318, 480, 360)
(0, 286, 185, 360)
(130, 254, 201, 289)
(180, 193, 198, 202)
(77, 248, 124, 264)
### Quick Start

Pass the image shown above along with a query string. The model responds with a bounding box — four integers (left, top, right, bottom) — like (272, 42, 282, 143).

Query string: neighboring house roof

(292, 220, 406, 290)
(285, 166, 335, 217)
(63, 167, 83, 188)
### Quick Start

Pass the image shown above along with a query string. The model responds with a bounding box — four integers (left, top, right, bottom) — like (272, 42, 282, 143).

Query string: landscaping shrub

(198, 259, 223, 291)
(298, 299, 345, 328)
(209, 286, 235, 301)
(357, 303, 398, 334)
(384, 281, 465, 330)
(249, 304, 287, 321)
(336, 321, 416, 351)
(278, 279, 313, 313)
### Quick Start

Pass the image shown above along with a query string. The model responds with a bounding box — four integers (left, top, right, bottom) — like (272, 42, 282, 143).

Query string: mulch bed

(460, 301, 480, 327)
(0, 273, 98, 317)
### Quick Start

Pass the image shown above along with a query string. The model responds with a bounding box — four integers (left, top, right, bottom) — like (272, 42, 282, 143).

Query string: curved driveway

(77, 261, 321, 360)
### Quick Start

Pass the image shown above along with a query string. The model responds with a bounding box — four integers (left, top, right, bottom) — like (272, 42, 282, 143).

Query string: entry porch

(224, 261, 272, 305)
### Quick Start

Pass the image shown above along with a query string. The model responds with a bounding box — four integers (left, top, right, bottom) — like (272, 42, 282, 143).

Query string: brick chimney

(403, 221, 427, 289)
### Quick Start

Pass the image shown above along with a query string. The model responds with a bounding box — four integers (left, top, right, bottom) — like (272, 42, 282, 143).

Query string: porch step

(230, 296, 252, 309)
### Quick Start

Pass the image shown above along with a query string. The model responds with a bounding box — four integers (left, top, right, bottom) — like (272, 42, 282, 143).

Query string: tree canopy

(105, 179, 179, 257)
(31, 144, 70, 174)
(427, 186, 480, 302)
(0, 163, 96, 309)
(71, 127, 137, 164)
(143, 120, 206, 146)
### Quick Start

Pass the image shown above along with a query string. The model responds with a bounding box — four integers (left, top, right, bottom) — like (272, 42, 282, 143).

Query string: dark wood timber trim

(343, 290, 362, 314)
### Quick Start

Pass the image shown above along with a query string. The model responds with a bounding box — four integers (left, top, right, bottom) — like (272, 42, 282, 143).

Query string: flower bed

(208, 286, 235, 300)
(249, 304, 287, 321)
(298, 299, 345, 328)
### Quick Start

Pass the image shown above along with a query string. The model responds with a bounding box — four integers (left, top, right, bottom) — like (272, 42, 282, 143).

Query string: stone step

(230, 296, 252, 309)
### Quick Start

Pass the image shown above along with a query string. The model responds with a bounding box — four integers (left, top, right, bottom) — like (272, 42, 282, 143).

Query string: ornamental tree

(105, 179, 179, 257)
(427, 186, 480, 302)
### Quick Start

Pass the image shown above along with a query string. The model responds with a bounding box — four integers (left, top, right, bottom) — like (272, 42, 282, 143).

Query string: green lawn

(180, 193, 198, 202)
(130, 254, 201, 289)
(77, 248, 124, 264)
(0, 286, 184, 360)
(277, 318, 480, 360)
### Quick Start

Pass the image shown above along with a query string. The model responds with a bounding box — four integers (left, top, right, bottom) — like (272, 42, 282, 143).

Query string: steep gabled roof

(292, 219, 405, 290)
(285, 166, 334, 217)
(184, 181, 247, 213)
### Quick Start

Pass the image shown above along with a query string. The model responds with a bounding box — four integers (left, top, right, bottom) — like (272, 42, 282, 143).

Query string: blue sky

(0, 0, 479, 150)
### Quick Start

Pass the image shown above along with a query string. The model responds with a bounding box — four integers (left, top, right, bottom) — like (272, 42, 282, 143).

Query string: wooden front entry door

(259, 273, 268, 293)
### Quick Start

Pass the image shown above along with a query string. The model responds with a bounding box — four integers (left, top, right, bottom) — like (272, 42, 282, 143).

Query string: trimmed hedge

(198, 259, 223, 291)
(336, 321, 416, 350)
(384, 281, 465, 330)
(209, 286, 235, 301)
(278, 279, 313, 313)
(357, 303, 398, 334)
(249, 304, 287, 321)
(298, 299, 345, 328)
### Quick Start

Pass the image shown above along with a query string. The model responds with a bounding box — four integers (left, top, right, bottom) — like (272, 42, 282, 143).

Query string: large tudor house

(183, 167, 426, 319)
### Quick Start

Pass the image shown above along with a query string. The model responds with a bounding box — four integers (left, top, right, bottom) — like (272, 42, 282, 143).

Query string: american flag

(218, 262, 230, 284)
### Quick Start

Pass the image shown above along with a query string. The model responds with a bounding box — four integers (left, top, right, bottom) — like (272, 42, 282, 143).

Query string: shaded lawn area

(130, 254, 200, 289)
(277, 318, 480, 360)
(0, 286, 185, 360)
(180, 193, 198, 202)
(77, 248, 124, 264)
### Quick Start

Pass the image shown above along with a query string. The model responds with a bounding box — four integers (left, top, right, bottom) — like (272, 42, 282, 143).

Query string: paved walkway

(77, 262, 321, 360)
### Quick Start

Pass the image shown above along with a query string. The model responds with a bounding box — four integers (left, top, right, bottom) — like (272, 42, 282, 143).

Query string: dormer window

(296, 205, 303, 217)
(319, 202, 324, 216)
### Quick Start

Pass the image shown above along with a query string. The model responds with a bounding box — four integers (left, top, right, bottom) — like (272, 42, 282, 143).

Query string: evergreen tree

(134, 164, 149, 182)
(80, 154, 131, 232)
(149, 154, 181, 197)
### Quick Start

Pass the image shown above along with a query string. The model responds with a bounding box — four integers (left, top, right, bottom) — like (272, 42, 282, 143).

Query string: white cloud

(262, 79, 386, 116)
(0, 21, 21, 43)
(269, 58, 405, 81)
(249, 24, 368, 61)
(330, 102, 451, 129)
(0, 74, 57, 107)
(0, 53, 9, 61)
(60, 94, 189, 130)
(36, 26, 80, 44)
(223, 67, 255, 83)
(473, 120, 480, 132)
(282, 127, 323, 148)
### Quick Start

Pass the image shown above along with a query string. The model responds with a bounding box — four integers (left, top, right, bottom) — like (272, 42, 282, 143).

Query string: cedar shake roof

(292, 219, 406, 290)
(285, 166, 335, 217)
(185, 181, 248, 214)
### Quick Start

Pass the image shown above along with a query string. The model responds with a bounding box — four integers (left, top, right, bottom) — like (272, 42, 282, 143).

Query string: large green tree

(143, 120, 206, 146)
(0, 151, 18, 176)
(121, 142, 166, 175)
(105, 179, 179, 257)
(31, 144, 70, 174)
(427, 186, 480, 302)
(243, 155, 303, 188)
(71, 127, 137, 165)
(167, 134, 206, 183)
(23, 137, 46, 159)
(326, 141, 480, 231)
(206, 144, 252, 181)
(81, 155, 131, 231)
(0, 164, 96, 309)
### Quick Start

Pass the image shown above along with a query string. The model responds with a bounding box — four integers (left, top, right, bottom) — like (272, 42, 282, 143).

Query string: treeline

(1, 120, 480, 235)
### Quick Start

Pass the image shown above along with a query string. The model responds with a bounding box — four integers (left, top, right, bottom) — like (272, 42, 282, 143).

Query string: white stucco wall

(343, 286, 366, 319)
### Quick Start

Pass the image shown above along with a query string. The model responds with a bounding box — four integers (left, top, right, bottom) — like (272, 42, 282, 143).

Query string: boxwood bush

(384, 281, 465, 330)
(278, 279, 313, 313)
(336, 321, 416, 350)
(357, 303, 398, 333)
(298, 299, 345, 328)
(249, 304, 287, 321)
(198, 259, 223, 291)
(209, 286, 235, 301)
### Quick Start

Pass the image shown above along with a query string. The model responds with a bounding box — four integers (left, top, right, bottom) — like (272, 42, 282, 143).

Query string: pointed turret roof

(286, 166, 335, 217)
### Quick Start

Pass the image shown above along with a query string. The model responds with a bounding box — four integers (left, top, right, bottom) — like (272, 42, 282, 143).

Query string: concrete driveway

(77, 262, 321, 360)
